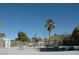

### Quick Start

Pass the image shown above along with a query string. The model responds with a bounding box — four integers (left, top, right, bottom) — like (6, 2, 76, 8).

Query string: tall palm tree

(45, 18, 55, 44)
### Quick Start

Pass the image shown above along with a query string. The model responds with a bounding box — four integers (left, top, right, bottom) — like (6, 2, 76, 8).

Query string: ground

(0, 47, 79, 55)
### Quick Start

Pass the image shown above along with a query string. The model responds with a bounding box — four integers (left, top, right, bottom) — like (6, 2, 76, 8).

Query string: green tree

(15, 38, 19, 41)
(45, 18, 55, 43)
(62, 32, 71, 40)
(71, 26, 79, 45)
(15, 31, 30, 42)
(62, 34, 71, 46)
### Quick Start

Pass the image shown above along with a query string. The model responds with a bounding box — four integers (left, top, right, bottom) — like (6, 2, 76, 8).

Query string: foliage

(32, 37, 41, 42)
(15, 38, 19, 41)
(71, 26, 79, 45)
(60, 33, 72, 46)
(62, 26, 79, 46)
(15, 31, 30, 42)
(45, 18, 55, 32)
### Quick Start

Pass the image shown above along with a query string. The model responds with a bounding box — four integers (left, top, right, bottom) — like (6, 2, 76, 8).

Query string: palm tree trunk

(49, 31, 50, 44)
(44, 27, 45, 40)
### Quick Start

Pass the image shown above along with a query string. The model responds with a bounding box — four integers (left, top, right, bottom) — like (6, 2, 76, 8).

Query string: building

(0, 33, 6, 41)
(0, 33, 11, 48)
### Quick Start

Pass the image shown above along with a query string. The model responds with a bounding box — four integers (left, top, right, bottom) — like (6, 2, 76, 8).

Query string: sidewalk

(0, 47, 79, 55)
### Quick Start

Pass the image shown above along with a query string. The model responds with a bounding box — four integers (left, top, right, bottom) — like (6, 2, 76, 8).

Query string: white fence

(0, 40, 63, 48)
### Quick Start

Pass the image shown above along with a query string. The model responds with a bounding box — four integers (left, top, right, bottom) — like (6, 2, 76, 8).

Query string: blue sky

(0, 3, 79, 40)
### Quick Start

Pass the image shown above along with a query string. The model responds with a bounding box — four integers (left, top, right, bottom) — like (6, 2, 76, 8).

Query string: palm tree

(45, 18, 55, 44)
